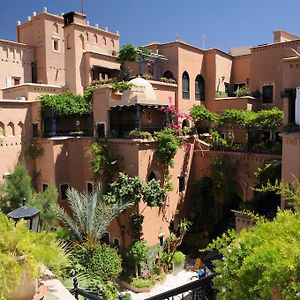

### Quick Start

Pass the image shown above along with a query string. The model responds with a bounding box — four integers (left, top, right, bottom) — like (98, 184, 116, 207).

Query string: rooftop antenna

(81, 0, 84, 14)
(202, 33, 205, 49)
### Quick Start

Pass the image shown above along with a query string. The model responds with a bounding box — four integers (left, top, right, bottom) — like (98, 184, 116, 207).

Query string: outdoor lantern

(7, 197, 40, 232)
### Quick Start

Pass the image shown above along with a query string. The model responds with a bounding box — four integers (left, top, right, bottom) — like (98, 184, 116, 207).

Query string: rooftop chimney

(17, 21, 21, 26)
(43, 7, 48, 13)
(32, 11, 37, 17)
(27, 16, 31, 21)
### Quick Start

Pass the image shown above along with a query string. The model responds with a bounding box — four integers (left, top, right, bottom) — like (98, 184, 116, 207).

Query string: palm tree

(53, 187, 133, 244)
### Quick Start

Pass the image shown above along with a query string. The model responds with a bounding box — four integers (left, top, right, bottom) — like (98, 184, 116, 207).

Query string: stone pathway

(126, 270, 198, 300)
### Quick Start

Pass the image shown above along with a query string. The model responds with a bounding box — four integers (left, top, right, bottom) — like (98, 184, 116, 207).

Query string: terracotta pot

(8, 271, 37, 300)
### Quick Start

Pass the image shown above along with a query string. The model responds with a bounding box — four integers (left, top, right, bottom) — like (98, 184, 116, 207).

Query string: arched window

(17, 121, 24, 135)
(0, 122, 5, 136)
(53, 23, 59, 34)
(103, 36, 107, 46)
(7, 122, 15, 136)
(163, 70, 174, 80)
(79, 34, 84, 49)
(195, 74, 205, 101)
(182, 119, 190, 129)
(111, 38, 114, 48)
(94, 34, 98, 44)
(182, 71, 190, 99)
(147, 171, 157, 182)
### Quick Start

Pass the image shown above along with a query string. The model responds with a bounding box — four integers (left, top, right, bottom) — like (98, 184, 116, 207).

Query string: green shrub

(235, 87, 251, 97)
(40, 93, 91, 118)
(0, 213, 68, 300)
(171, 251, 185, 266)
(142, 179, 166, 207)
(128, 130, 152, 140)
(130, 277, 155, 288)
(70, 243, 122, 283)
(127, 240, 148, 266)
(0, 162, 32, 213)
(190, 105, 218, 124)
(216, 91, 228, 98)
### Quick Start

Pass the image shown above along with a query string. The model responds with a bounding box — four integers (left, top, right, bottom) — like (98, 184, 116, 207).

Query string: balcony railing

(144, 274, 216, 300)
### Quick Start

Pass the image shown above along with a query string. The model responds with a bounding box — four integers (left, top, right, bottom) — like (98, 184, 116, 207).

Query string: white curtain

(296, 87, 300, 125)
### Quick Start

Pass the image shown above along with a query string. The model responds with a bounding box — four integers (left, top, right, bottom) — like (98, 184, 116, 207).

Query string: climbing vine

(40, 93, 92, 118)
(86, 140, 118, 188)
(154, 128, 180, 167)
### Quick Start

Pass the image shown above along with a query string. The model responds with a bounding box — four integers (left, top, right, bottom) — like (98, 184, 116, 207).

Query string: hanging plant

(154, 128, 180, 167)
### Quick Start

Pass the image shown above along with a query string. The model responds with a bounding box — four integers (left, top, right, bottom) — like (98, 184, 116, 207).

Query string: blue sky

(1, 0, 299, 52)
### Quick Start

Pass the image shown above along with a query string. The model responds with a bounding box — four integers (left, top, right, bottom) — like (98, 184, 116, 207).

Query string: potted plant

(0, 212, 68, 300)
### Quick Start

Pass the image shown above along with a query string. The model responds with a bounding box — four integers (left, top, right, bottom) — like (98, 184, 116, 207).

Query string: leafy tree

(190, 104, 218, 124)
(127, 240, 148, 277)
(129, 213, 144, 241)
(103, 172, 144, 205)
(53, 186, 134, 244)
(205, 179, 300, 300)
(142, 179, 166, 207)
(0, 162, 32, 212)
(0, 163, 59, 226)
(27, 184, 58, 227)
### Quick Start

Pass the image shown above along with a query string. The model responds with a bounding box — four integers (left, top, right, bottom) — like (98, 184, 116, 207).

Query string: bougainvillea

(160, 97, 192, 134)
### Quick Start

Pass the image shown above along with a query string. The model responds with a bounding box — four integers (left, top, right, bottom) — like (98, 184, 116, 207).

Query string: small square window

(60, 184, 69, 200)
(13, 77, 20, 85)
(32, 123, 39, 137)
(87, 182, 93, 194)
(100, 232, 110, 244)
(53, 39, 59, 52)
(96, 123, 106, 139)
(178, 176, 185, 192)
(233, 83, 245, 93)
(42, 183, 48, 192)
(262, 85, 273, 103)
(113, 237, 120, 248)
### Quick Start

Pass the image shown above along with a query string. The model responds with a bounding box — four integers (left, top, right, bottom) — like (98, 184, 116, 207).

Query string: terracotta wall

(38, 137, 93, 193)
(203, 50, 217, 111)
(43, 17, 65, 85)
(18, 14, 48, 84)
(249, 40, 300, 110)
(192, 150, 281, 202)
(0, 101, 32, 181)
(232, 55, 250, 86)
(2, 84, 66, 101)
(215, 96, 260, 113)
(215, 52, 233, 93)
(281, 133, 300, 183)
(177, 44, 205, 114)
(0, 40, 34, 89)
